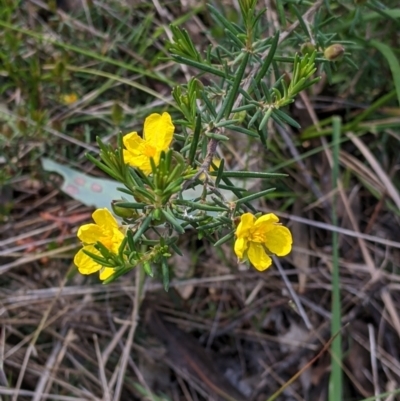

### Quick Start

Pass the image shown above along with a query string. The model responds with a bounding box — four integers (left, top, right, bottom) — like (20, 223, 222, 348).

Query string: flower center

(100, 237, 113, 249)
(141, 142, 156, 158)
(249, 228, 266, 243)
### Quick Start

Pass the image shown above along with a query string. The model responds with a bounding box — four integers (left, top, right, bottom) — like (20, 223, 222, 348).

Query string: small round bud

(111, 102, 123, 125)
(111, 201, 139, 219)
(143, 261, 153, 277)
(301, 42, 316, 56)
(324, 44, 345, 61)
(233, 110, 247, 123)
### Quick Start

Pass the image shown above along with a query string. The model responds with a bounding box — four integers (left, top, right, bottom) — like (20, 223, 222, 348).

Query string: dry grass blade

(337, 181, 400, 339)
(11, 278, 68, 401)
(112, 267, 143, 401)
(94, 334, 111, 401)
(368, 324, 380, 400)
(290, 194, 310, 294)
(348, 133, 400, 209)
(0, 387, 90, 401)
(271, 211, 400, 249)
(0, 244, 78, 275)
(32, 327, 70, 401)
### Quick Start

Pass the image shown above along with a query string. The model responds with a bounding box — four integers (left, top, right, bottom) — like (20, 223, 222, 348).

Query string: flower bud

(111, 102, 123, 125)
(111, 201, 139, 219)
(61, 93, 78, 105)
(324, 44, 345, 61)
(143, 261, 153, 277)
(233, 110, 247, 123)
(131, 189, 149, 204)
(301, 42, 316, 56)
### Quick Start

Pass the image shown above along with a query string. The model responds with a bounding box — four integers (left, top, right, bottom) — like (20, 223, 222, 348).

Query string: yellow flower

(234, 213, 292, 271)
(123, 112, 174, 175)
(61, 93, 78, 105)
(74, 208, 124, 280)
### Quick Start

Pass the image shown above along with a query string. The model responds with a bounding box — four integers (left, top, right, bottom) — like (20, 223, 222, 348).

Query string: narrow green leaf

(163, 177, 184, 195)
(171, 55, 226, 78)
(218, 184, 248, 192)
(128, 167, 146, 188)
(132, 214, 152, 242)
(188, 114, 202, 166)
(290, 5, 311, 39)
(255, 31, 280, 84)
(221, 52, 251, 120)
(162, 258, 170, 291)
(170, 242, 183, 256)
(224, 28, 246, 48)
(273, 109, 301, 129)
(161, 209, 185, 234)
(114, 202, 146, 209)
(259, 108, 273, 130)
(224, 125, 258, 137)
(329, 116, 342, 401)
(215, 158, 225, 187)
(211, 171, 286, 178)
(174, 199, 227, 212)
(249, 109, 262, 128)
(133, 187, 155, 202)
(235, 188, 276, 205)
(215, 119, 241, 128)
(275, 0, 286, 26)
(82, 249, 115, 267)
(102, 266, 130, 284)
(199, 220, 226, 231)
(214, 231, 234, 247)
(257, 124, 267, 147)
(205, 131, 229, 141)
(370, 39, 400, 106)
(126, 229, 136, 251)
(208, 4, 241, 36)
(85, 153, 119, 181)
(232, 104, 256, 112)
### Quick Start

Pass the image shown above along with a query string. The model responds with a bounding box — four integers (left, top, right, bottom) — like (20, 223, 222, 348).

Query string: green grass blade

(370, 40, 400, 106)
(329, 116, 343, 401)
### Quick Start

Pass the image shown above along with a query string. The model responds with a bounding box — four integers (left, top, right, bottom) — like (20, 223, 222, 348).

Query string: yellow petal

(110, 228, 125, 254)
(234, 237, 247, 259)
(77, 224, 103, 243)
(123, 150, 153, 175)
(254, 213, 279, 231)
(264, 225, 292, 256)
(74, 246, 102, 275)
(92, 208, 119, 230)
(99, 267, 115, 281)
(247, 242, 272, 271)
(123, 132, 142, 155)
(143, 112, 174, 152)
(123, 132, 156, 157)
(236, 213, 255, 238)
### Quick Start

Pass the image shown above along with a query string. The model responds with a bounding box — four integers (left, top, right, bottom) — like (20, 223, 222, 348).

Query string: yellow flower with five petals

(74, 208, 124, 280)
(123, 112, 174, 175)
(234, 213, 292, 271)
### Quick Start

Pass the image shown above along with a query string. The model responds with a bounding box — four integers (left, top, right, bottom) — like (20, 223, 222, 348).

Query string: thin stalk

(329, 116, 342, 401)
